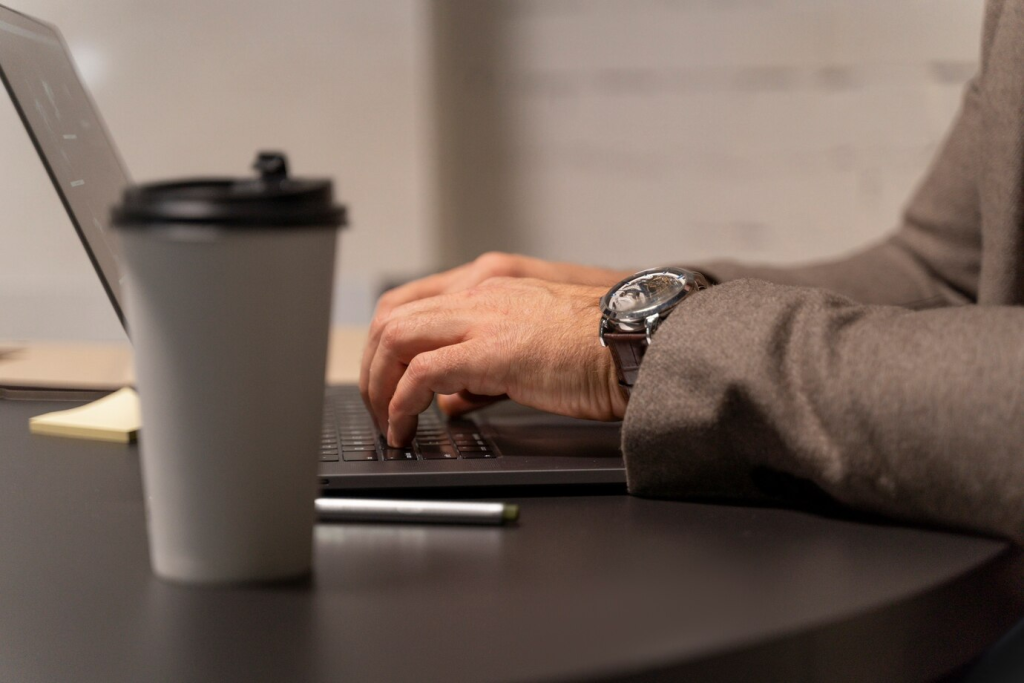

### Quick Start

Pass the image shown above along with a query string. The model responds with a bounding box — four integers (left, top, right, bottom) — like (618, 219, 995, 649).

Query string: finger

(437, 391, 508, 417)
(377, 270, 457, 317)
(387, 343, 501, 446)
(359, 284, 454, 408)
(359, 321, 380, 406)
(359, 267, 471, 405)
(367, 307, 471, 434)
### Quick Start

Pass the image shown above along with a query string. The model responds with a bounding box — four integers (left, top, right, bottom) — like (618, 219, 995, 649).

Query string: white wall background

(0, 0, 432, 340)
(432, 0, 983, 269)
(0, 0, 985, 340)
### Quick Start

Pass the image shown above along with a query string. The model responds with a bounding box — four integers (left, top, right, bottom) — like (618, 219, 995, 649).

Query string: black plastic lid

(111, 152, 347, 229)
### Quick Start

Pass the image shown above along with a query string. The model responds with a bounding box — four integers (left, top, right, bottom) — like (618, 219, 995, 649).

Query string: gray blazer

(622, 0, 1024, 543)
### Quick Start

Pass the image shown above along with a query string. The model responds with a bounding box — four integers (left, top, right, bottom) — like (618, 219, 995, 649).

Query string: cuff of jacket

(621, 278, 906, 510)
(619, 278, 1024, 544)
(621, 279, 776, 503)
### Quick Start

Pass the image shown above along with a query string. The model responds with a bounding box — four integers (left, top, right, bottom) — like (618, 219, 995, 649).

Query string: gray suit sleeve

(622, 0, 1024, 543)
(622, 279, 1024, 544)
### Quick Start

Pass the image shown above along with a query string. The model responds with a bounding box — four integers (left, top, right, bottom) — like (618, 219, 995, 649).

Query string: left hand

(362, 277, 628, 446)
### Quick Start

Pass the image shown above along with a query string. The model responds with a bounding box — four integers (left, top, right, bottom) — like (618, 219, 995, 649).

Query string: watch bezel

(599, 266, 705, 324)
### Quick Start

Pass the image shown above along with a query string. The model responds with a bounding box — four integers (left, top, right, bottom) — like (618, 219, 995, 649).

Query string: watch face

(607, 273, 685, 315)
(601, 267, 702, 323)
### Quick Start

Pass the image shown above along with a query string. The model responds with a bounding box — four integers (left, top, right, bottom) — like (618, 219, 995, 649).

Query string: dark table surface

(2, 397, 1023, 683)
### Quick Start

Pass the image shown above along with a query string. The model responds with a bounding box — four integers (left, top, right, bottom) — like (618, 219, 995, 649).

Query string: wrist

(605, 356, 629, 419)
(598, 266, 708, 401)
(591, 292, 630, 420)
(578, 288, 630, 421)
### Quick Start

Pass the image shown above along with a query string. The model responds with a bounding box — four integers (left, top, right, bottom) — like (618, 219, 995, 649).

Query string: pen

(315, 498, 520, 526)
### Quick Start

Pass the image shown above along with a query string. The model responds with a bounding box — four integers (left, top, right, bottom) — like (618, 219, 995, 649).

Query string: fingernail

(386, 426, 396, 447)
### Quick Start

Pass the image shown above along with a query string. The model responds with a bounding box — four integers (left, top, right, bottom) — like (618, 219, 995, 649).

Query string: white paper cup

(112, 153, 345, 584)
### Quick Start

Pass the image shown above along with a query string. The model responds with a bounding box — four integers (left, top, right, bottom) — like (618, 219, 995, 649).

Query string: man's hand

(362, 277, 628, 447)
(368, 252, 631, 325)
(360, 252, 631, 426)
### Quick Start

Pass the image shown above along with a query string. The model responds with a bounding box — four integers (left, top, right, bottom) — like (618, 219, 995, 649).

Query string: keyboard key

(319, 451, 340, 462)
(383, 448, 417, 461)
(342, 450, 378, 462)
(456, 446, 491, 454)
(453, 434, 484, 442)
(459, 451, 495, 459)
(419, 445, 458, 459)
(418, 442, 456, 451)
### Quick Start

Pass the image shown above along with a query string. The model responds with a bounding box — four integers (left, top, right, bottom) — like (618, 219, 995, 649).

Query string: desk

(0, 326, 369, 392)
(2, 398, 1023, 682)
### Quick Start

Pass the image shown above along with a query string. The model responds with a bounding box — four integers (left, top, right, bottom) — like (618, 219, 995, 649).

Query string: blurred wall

(0, 0, 986, 341)
(0, 0, 432, 340)
(433, 0, 983, 270)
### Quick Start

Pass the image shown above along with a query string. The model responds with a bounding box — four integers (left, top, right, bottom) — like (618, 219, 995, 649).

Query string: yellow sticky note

(29, 387, 141, 444)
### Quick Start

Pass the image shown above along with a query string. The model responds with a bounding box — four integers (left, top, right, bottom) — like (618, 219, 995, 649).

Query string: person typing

(361, 0, 1024, 544)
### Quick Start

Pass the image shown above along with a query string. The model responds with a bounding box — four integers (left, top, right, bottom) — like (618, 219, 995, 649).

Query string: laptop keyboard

(320, 387, 498, 463)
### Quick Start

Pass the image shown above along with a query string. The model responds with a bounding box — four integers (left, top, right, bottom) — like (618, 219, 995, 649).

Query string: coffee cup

(111, 152, 346, 584)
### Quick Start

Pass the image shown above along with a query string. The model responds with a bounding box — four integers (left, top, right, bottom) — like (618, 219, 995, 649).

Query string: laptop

(0, 4, 625, 492)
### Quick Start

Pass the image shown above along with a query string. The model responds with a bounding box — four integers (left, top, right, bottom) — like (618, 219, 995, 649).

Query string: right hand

(359, 252, 632, 418)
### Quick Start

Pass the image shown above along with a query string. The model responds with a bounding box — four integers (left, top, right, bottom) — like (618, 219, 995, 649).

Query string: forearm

(622, 279, 1024, 543)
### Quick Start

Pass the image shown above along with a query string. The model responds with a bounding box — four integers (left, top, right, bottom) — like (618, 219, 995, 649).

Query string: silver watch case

(599, 267, 708, 346)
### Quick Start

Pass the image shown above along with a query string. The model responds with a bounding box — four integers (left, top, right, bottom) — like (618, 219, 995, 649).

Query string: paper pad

(29, 387, 141, 444)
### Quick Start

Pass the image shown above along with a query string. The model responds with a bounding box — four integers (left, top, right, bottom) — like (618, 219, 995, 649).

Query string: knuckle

(474, 251, 505, 269)
(475, 251, 519, 277)
(377, 289, 399, 310)
(436, 347, 462, 379)
(378, 318, 407, 352)
(369, 309, 392, 338)
(404, 354, 434, 384)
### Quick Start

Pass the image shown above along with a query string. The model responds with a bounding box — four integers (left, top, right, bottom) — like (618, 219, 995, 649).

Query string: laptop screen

(0, 5, 129, 327)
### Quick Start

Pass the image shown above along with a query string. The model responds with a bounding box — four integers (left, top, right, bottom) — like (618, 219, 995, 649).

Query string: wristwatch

(599, 267, 709, 393)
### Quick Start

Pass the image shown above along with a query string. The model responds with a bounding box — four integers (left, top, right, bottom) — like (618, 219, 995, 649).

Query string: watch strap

(603, 331, 648, 392)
